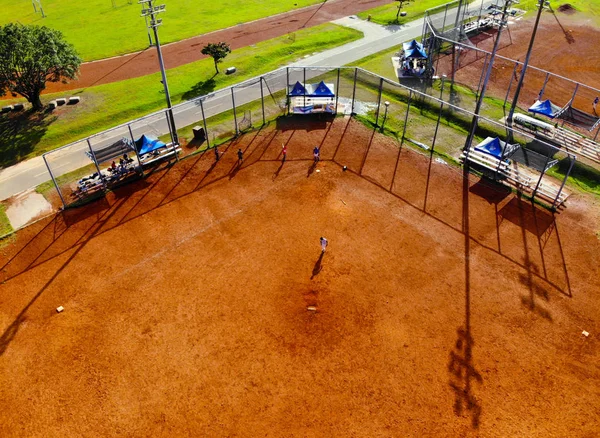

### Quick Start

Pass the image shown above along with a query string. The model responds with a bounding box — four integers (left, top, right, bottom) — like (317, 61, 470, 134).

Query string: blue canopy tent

(311, 81, 335, 97)
(474, 137, 518, 159)
(528, 99, 563, 119)
(289, 81, 308, 96)
(288, 81, 336, 114)
(403, 40, 424, 52)
(135, 135, 167, 155)
(404, 46, 428, 59)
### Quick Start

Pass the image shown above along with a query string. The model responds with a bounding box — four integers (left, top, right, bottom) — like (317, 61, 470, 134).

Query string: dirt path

(44, 0, 391, 94)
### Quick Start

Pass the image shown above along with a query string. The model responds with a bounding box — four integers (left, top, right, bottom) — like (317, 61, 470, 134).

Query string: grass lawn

(0, 203, 13, 238)
(0, 23, 362, 167)
(1, 0, 324, 61)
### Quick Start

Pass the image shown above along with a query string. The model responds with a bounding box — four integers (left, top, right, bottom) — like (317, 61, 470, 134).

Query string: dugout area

(1, 117, 599, 436)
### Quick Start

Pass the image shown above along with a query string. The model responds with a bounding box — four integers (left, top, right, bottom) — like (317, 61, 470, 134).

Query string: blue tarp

(135, 135, 167, 155)
(528, 99, 562, 118)
(403, 40, 423, 51)
(404, 46, 427, 59)
(289, 81, 307, 96)
(474, 137, 515, 159)
(312, 81, 335, 97)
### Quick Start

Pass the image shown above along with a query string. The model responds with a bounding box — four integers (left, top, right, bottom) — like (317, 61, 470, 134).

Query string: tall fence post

(503, 62, 519, 109)
(199, 98, 210, 148)
(335, 68, 340, 115)
(260, 77, 266, 125)
(552, 156, 575, 210)
(351, 68, 358, 115)
(374, 77, 384, 127)
(165, 110, 179, 161)
(43, 154, 66, 209)
(127, 124, 144, 173)
(286, 67, 290, 115)
(475, 53, 489, 101)
(431, 77, 446, 150)
(400, 90, 413, 147)
(303, 67, 307, 108)
(231, 87, 238, 136)
(87, 139, 106, 186)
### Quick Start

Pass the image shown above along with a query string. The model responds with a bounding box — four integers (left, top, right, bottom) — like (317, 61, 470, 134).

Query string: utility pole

(506, 0, 550, 142)
(139, 0, 179, 148)
(463, 0, 514, 154)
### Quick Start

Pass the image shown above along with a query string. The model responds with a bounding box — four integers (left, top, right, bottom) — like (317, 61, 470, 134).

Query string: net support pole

(335, 68, 340, 115)
(165, 110, 179, 161)
(303, 68, 307, 108)
(531, 153, 552, 199)
(128, 125, 144, 174)
(594, 124, 600, 142)
(552, 155, 575, 210)
(260, 77, 266, 125)
(351, 68, 358, 115)
(431, 77, 446, 151)
(43, 154, 66, 209)
(199, 98, 210, 148)
(475, 53, 489, 101)
(374, 78, 384, 127)
(400, 90, 413, 147)
(539, 72, 550, 99)
(286, 68, 290, 115)
(503, 61, 519, 109)
(231, 87, 238, 136)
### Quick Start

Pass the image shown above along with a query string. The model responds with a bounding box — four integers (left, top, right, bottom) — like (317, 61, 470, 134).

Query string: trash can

(192, 126, 206, 142)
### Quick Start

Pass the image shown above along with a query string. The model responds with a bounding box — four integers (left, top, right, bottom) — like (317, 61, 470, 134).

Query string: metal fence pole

(87, 139, 106, 187)
(199, 98, 209, 148)
(351, 68, 358, 114)
(128, 124, 136, 143)
(286, 68, 290, 115)
(503, 62, 519, 109)
(531, 153, 552, 199)
(43, 154, 66, 208)
(335, 68, 340, 114)
(431, 77, 446, 150)
(231, 87, 238, 136)
(475, 53, 489, 101)
(127, 124, 144, 173)
(303, 67, 307, 108)
(165, 110, 179, 161)
(260, 77, 266, 125)
(374, 78, 384, 127)
(539, 72, 550, 99)
(552, 156, 575, 210)
(400, 90, 413, 147)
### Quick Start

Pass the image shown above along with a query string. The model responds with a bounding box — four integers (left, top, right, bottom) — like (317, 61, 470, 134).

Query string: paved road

(0, 1, 490, 202)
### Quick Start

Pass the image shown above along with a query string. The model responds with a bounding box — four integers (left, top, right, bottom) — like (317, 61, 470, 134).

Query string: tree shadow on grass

(0, 110, 56, 168)
(181, 76, 217, 101)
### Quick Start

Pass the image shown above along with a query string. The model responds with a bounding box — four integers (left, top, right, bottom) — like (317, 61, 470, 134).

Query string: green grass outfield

(0, 23, 362, 166)
(1, 0, 323, 61)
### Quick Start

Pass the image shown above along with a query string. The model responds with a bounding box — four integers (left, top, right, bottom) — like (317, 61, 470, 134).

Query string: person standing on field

(214, 145, 220, 162)
(282, 145, 287, 163)
(237, 148, 244, 163)
(313, 146, 320, 162)
(320, 236, 328, 253)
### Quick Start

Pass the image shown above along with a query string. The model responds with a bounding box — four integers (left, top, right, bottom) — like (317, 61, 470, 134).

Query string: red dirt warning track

(1, 117, 599, 436)
(44, 0, 391, 94)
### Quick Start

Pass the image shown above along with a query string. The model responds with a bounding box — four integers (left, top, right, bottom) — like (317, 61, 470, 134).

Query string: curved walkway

(44, 0, 391, 94)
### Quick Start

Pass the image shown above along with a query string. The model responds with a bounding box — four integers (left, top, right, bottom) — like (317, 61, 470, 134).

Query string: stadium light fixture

(139, 0, 179, 149)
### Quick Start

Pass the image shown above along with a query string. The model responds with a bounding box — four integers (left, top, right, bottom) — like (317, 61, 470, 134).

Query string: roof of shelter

(87, 138, 135, 164)
(528, 99, 562, 118)
(288, 81, 335, 97)
(403, 40, 423, 51)
(474, 137, 518, 159)
(135, 135, 167, 155)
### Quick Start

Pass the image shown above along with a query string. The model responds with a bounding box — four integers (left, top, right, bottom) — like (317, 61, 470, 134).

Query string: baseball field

(1, 116, 599, 436)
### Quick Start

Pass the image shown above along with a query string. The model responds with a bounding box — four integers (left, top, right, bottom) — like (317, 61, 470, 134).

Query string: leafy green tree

(395, 0, 413, 21)
(201, 42, 232, 74)
(0, 23, 81, 110)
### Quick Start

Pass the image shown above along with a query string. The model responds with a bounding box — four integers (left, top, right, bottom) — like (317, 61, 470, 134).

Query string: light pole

(139, 0, 179, 149)
(381, 101, 390, 132)
(506, 0, 550, 142)
(463, 0, 514, 154)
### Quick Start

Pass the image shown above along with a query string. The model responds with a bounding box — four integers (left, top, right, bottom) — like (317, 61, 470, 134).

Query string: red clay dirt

(1, 117, 599, 436)
(43, 0, 391, 94)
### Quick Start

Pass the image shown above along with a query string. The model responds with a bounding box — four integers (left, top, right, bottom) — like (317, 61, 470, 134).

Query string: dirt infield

(1, 117, 599, 436)
(42, 0, 391, 94)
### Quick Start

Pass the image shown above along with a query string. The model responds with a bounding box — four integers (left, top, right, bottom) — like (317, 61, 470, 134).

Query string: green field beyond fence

(2, 0, 325, 61)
